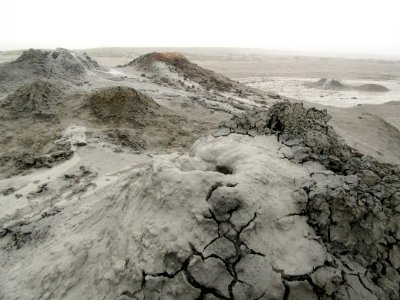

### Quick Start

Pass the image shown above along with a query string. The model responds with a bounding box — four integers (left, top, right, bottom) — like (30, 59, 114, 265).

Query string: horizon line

(1, 46, 400, 61)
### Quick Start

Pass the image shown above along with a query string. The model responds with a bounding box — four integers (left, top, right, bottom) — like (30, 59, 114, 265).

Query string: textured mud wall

(219, 102, 400, 299)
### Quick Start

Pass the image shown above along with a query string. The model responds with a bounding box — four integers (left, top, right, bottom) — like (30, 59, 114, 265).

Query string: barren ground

(0, 48, 399, 300)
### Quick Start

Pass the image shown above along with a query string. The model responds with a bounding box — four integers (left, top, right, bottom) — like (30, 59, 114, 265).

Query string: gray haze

(1, 0, 400, 58)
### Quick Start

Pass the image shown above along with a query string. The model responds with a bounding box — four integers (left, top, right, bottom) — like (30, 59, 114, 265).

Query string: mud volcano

(1, 80, 63, 117)
(126, 52, 236, 92)
(309, 78, 348, 90)
(309, 78, 389, 92)
(0, 48, 101, 87)
(355, 83, 389, 92)
(87, 86, 160, 126)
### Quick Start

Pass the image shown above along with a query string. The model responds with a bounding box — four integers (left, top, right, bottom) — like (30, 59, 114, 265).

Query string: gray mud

(0, 49, 398, 300)
(218, 102, 400, 299)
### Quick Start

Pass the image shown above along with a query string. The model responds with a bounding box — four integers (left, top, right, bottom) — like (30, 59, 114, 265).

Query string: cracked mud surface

(217, 102, 400, 299)
(1, 103, 398, 299)
(0, 49, 399, 300)
(0, 133, 327, 299)
(120, 182, 265, 300)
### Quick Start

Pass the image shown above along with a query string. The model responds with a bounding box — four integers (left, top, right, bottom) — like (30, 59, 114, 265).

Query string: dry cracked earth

(0, 48, 399, 300)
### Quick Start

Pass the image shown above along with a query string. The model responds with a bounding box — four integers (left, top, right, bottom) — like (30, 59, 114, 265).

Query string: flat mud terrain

(0, 48, 399, 300)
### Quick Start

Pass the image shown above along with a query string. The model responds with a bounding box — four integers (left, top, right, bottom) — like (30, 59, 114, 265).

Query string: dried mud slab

(219, 101, 400, 299)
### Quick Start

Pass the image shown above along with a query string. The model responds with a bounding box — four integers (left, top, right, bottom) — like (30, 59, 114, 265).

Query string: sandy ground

(301, 102, 400, 164)
(351, 101, 400, 130)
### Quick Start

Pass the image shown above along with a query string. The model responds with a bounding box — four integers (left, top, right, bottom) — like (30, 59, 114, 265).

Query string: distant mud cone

(0, 48, 101, 86)
(354, 83, 389, 92)
(124, 52, 236, 92)
(309, 78, 348, 90)
(308, 78, 389, 92)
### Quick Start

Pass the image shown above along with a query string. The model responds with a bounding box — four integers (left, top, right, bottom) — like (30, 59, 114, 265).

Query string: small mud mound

(309, 78, 348, 90)
(0, 126, 73, 177)
(0, 48, 101, 87)
(128, 52, 191, 68)
(125, 52, 236, 92)
(87, 86, 160, 126)
(309, 78, 390, 93)
(355, 83, 389, 92)
(1, 80, 63, 118)
(86, 86, 224, 151)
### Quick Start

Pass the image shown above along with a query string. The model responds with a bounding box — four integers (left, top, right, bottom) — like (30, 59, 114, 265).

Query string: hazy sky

(1, 0, 399, 57)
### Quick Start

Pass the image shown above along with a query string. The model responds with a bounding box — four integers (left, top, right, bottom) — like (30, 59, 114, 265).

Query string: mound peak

(128, 51, 210, 77)
(87, 86, 160, 126)
(15, 49, 49, 63)
(130, 52, 189, 66)
(125, 52, 236, 92)
(312, 78, 347, 90)
(15, 48, 100, 70)
(0, 48, 101, 87)
(1, 80, 63, 118)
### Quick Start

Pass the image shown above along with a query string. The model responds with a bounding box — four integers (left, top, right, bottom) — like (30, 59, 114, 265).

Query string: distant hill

(0, 48, 102, 89)
(308, 78, 389, 92)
